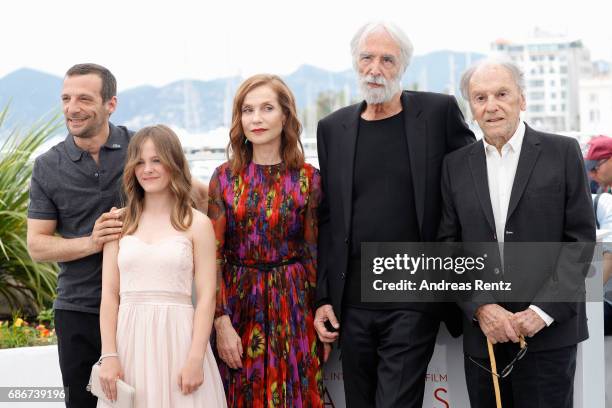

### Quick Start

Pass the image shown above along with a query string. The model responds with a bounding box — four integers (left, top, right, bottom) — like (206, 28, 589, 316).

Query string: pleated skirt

(97, 291, 227, 408)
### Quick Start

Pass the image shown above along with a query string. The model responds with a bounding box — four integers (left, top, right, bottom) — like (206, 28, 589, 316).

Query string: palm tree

(0, 106, 61, 311)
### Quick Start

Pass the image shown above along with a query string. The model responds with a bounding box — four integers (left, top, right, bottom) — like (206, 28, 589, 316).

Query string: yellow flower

(299, 171, 309, 194)
(14, 318, 24, 327)
(270, 382, 280, 407)
(247, 327, 265, 359)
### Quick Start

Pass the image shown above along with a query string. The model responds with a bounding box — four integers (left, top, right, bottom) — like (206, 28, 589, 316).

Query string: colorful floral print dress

(208, 161, 324, 407)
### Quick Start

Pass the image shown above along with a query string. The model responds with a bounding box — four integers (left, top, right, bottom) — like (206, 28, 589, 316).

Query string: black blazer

(438, 123, 596, 357)
(315, 90, 475, 324)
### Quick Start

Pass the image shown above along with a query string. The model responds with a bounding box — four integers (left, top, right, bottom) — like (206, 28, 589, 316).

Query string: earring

(244, 136, 249, 145)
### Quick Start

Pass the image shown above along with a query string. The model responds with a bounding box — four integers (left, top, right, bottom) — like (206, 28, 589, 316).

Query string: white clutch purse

(87, 361, 135, 408)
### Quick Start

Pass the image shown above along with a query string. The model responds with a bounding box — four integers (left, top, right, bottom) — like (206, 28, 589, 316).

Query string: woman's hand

(178, 357, 204, 395)
(99, 356, 123, 402)
(214, 315, 243, 369)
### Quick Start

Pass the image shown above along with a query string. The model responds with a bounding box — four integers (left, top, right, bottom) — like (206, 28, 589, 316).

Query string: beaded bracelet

(98, 352, 119, 363)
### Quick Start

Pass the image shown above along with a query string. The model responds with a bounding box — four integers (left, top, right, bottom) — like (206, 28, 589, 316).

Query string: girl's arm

(179, 211, 217, 394)
(98, 240, 123, 401)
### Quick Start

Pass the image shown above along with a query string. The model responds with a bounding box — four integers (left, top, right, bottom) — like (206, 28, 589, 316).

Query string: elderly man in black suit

(438, 58, 595, 407)
(313, 21, 475, 407)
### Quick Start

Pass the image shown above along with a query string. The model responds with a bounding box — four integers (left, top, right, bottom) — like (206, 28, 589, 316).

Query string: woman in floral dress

(208, 74, 324, 407)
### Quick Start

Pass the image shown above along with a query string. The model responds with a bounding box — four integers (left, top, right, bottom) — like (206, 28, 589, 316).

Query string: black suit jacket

(438, 123, 595, 357)
(316, 90, 475, 325)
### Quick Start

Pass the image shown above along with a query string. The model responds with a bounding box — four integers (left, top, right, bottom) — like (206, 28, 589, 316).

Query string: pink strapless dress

(97, 235, 227, 408)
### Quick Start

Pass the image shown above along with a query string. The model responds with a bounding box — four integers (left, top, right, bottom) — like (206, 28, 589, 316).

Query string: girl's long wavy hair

(122, 125, 194, 235)
(228, 74, 305, 174)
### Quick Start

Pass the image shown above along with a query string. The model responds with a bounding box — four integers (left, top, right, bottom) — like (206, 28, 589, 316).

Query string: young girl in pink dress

(97, 125, 226, 407)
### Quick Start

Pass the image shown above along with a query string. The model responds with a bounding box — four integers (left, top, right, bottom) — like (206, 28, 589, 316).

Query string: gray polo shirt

(28, 123, 133, 314)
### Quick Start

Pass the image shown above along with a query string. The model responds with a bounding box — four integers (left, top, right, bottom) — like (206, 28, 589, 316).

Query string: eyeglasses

(468, 340, 528, 378)
(592, 158, 609, 172)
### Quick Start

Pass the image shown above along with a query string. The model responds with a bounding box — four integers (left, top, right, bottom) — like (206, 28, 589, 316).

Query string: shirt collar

(483, 121, 526, 155)
(103, 123, 125, 150)
(64, 122, 123, 162)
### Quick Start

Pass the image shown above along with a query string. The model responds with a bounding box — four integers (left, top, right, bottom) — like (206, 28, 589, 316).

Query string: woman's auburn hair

(227, 74, 305, 174)
(122, 124, 194, 235)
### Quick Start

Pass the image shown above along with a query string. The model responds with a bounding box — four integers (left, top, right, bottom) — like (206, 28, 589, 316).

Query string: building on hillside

(491, 31, 592, 133)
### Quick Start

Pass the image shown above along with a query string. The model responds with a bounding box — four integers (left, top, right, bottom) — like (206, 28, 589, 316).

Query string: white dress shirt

(483, 121, 554, 326)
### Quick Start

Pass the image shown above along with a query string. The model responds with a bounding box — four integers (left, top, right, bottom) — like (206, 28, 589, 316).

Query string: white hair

(459, 56, 526, 101)
(350, 21, 414, 74)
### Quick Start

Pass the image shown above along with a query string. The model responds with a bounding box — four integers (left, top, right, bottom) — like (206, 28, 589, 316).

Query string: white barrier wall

(0, 345, 64, 408)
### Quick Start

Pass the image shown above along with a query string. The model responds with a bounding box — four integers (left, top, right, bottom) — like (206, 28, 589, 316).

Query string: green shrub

(36, 307, 54, 325)
(0, 106, 61, 311)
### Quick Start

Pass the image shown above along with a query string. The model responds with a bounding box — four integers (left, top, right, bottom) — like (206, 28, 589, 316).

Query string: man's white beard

(359, 74, 401, 104)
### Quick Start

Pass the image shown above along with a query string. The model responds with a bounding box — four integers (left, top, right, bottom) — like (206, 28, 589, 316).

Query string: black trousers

(339, 307, 439, 408)
(54, 309, 101, 408)
(464, 344, 577, 408)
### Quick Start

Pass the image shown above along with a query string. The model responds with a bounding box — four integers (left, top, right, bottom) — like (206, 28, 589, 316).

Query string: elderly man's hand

(475, 304, 520, 344)
(314, 305, 339, 345)
(511, 308, 546, 338)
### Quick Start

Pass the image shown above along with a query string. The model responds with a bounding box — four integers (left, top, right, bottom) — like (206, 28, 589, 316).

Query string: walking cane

(486, 339, 502, 408)
(487, 335, 527, 408)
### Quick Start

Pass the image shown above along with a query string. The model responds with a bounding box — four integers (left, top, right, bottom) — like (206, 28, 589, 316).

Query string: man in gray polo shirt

(26, 63, 206, 407)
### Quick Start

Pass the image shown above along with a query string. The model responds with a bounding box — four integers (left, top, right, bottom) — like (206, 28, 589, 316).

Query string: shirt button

(94, 172, 99, 177)
(493, 267, 500, 275)
(344, 238, 349, 244)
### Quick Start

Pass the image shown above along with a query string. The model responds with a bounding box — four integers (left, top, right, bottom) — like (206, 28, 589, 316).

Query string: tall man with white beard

(313, 21, 475, 407)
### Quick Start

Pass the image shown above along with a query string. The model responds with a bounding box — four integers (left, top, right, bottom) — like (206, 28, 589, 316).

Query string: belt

(225, 257, 299, 271)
